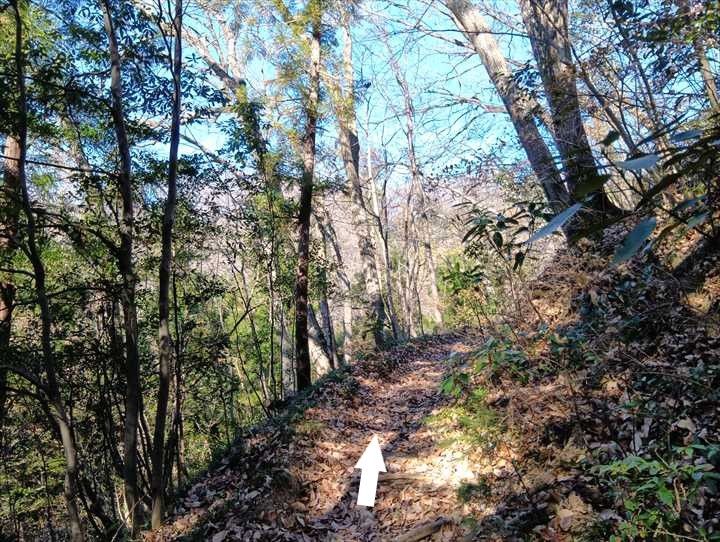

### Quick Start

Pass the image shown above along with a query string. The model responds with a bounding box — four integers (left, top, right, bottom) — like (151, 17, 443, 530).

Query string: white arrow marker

(354, 434, 387, 507)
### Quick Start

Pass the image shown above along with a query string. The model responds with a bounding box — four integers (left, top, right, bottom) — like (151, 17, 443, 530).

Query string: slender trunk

(294, 14, 321, 391)
(168, 270, 186, 489)
(236, 265, 269, 400)
(151, 0, 182, 527)
(366, 146, 400, 339)
(382, 34, 443, 330)
(101, 0, 142, 531)
(318, 231, 339, 368)
(308, 304, 333, 377)
(11, 3, 84, 538)
(331, 19, 386, 349)
(280, 306, 295, 397)
(342, 298, 352, 363)
(0, 137, 20, 423)
(445, 0, 569, 213)
(694, 39, 720, 113)
(315, 209, 353, 363)
(401, 190, 419, 337)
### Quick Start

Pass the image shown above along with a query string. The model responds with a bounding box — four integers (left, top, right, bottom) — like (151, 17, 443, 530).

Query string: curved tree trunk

(445, 0, 569, 214)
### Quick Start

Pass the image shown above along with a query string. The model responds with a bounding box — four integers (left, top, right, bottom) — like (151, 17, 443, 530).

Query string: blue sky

(178, 0, 532, 187)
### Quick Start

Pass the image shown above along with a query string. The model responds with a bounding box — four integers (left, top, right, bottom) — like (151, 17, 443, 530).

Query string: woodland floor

(145, 233, 720, 542)
(147, 333, 495, 541)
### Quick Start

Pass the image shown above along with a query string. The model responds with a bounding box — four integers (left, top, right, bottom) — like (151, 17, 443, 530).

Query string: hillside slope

(148, 237, 720, 542)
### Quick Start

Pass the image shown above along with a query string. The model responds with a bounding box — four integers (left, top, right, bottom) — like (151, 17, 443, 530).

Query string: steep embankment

(147, 333, 490, 541)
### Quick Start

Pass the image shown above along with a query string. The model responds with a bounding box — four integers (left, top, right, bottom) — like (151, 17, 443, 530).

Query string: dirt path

(150, 333, 485, 541)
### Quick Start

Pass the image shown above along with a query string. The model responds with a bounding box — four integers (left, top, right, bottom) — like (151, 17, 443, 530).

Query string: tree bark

(694, 39, 720, 113)
(151, 0, 182, 528)
(0, 136, 20, 423)
(367, 145, 401, 340)
(294, 8, 321, 391)
(101, 0, 143, 531)
(315, 209, 353, 364)
(445, 0, 569, 213)
(330, 17, 386, 349)
(279, 306, 295, 397)
(308, 304, 333, 377)
(518, 0, 618, 214)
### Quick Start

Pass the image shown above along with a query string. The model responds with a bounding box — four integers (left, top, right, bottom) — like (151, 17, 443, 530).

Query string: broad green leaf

(656, 485, 674, 507)
(624, 498, 639, 512)
(613, 217, 657, 264)
(492, 231, 503, 248)
(527, 203, 582, 243)
(617, 154, 660, 171)
(513, 251, 525, 270)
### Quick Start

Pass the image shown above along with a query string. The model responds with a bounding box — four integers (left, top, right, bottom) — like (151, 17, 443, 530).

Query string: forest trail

(149, 333, 488, 541)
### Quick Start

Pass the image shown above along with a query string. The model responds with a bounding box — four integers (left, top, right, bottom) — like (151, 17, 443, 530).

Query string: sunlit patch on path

(147, 333, 498, 541)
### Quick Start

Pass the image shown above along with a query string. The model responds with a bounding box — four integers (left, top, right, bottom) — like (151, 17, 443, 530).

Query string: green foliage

(594, 446, 720, 540)
(460, 198, 550, 271)
(473, 336, 530, 383)
(438, 253, 492, 328)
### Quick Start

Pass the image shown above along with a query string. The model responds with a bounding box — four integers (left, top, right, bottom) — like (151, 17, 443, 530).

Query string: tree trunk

(11, 3, 85, 538)
(0, 136, 20, 423)
(401, 189, 420, 337)
(151, 0, 182, 527)
(331, 18, 386, 350)
(381, 33, 443, 330)
(517, 0, 601, 199)
(294, 12, 321, 391)
(694, 39, 720, 113)
(318, 265, 339, 368)
(445, 0, 569, 213)
(315, 208, 353, 364)
(280, 306, 295, 397)
(101, 0, 143, 531)
(367, 145, 401, 340)
(308, 304, 333, 377)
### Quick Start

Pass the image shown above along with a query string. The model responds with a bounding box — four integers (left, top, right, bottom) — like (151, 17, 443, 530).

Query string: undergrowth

(440, 241, 720, 540)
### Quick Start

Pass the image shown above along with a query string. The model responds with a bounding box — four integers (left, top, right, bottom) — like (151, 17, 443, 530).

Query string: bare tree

(327, 11, 387, 349)
(382, 31, 443, 328)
